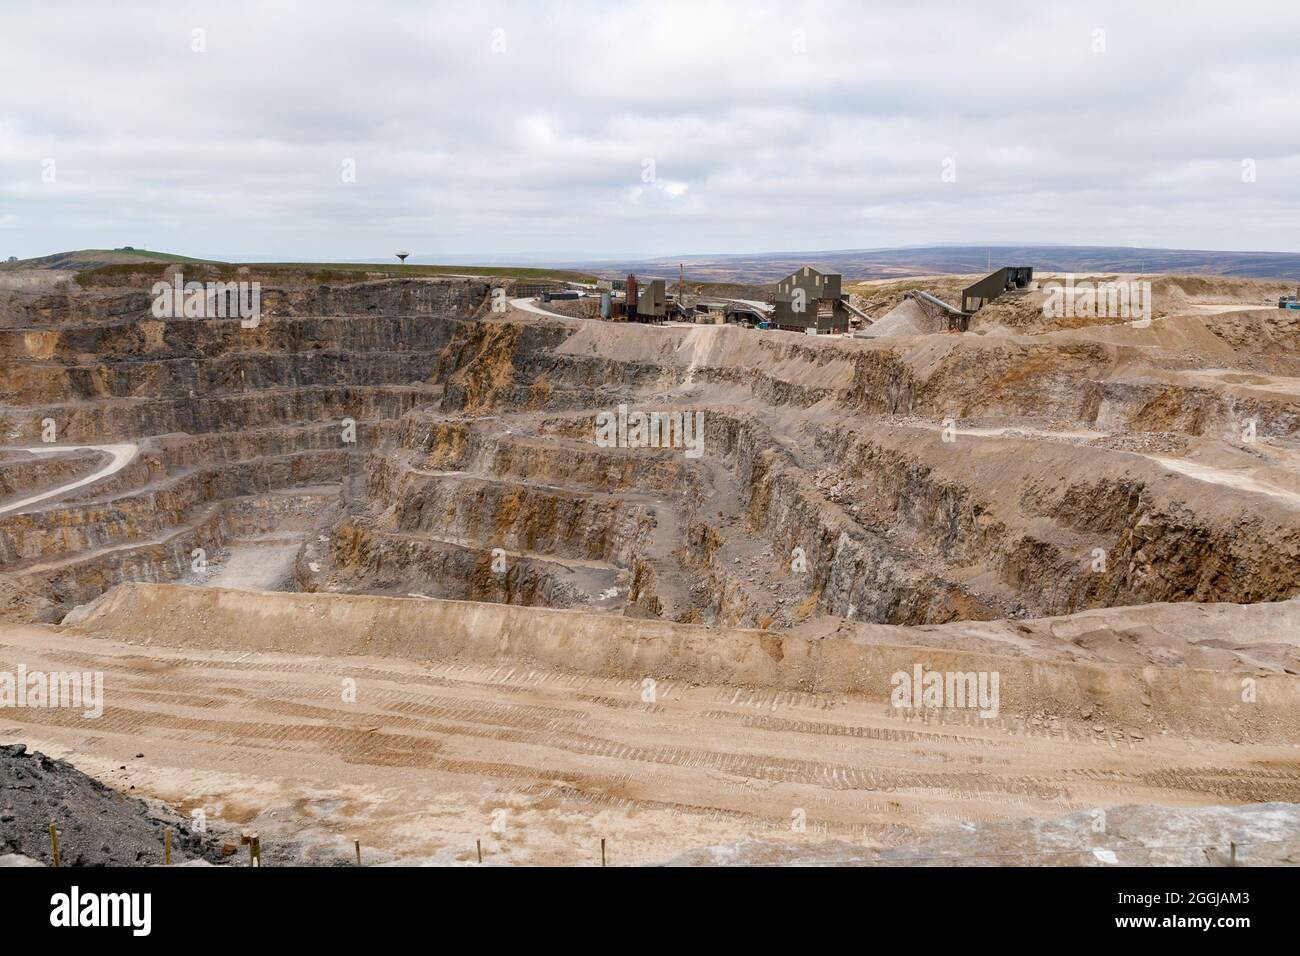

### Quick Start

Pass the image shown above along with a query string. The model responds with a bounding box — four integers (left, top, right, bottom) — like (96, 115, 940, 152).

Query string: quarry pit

(2, 265, 1299, 865)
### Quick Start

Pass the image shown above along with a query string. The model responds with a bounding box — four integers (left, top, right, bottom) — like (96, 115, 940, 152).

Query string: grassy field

(4, 249, 598, 288)
(244, 261, 598, 283)
(76, 261, 598, 288)
(0, 248, 215, 271)
(678, 279, 775, 300)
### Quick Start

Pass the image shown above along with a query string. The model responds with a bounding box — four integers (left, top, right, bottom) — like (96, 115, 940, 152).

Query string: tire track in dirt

(3, 627, 1298, 863)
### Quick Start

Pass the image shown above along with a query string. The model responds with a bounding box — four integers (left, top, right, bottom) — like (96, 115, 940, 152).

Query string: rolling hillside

(572, 244, 1300, 283)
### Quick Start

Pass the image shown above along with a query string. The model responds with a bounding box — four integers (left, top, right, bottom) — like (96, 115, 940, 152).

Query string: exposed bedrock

(327, 517, 618, 610)
(3, 277, 1298, 636)
(338, 312, 1300, 627)
(385, 473, 654, 566)
(0, 278, 493, 616)
(2, 351, 449, 404)
(0, 450, 350, 564)
(814, 424, 1300, 618)
(0, 448, 109, 497)
(1, 277, 490, 327)
(1, 385, 433, 444)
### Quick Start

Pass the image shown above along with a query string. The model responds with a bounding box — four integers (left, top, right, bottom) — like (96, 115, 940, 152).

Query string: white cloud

(0, 0, 1298, 260)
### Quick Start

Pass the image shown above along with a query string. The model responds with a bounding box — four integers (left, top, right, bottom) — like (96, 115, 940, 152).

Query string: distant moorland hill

(569, 244, 1300, 283)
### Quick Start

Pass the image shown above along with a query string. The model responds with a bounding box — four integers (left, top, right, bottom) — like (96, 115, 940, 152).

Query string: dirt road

(903, 421, 1300, 508)
(0, 443, 138, 517)
(511, 297, 575, 320)
(1148, 455, 1300, 508)
(2, 620, 1296, 865)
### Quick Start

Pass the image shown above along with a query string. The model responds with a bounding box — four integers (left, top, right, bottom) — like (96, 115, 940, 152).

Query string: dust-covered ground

(0, 585, 1297, 865)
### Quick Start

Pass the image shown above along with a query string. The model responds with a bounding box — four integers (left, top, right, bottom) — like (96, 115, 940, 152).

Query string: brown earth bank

(0, 584, 1295, 865)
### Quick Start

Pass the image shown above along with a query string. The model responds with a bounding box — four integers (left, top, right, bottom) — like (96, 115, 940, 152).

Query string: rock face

(318, 306, 1300, 637)
(0, 274, 486, 619)
(2, 270, 1299, 652)
(0, 448, 108, 497)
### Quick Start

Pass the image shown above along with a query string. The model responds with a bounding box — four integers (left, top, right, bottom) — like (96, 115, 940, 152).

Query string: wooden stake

(354, 840, 361, 865)
(476, 838, 482, 863)
(1230, 841, 1237, 866)
(242, 833, 261, 867)
(164, 828, 171, 866)
(601, 837, 606, 867)
(49, 823, 60, 867)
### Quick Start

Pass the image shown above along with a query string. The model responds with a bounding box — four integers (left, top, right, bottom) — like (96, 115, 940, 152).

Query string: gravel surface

(0, 743, 227, 866)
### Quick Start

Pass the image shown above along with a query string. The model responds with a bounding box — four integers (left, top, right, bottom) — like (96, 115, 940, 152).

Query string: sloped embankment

(66, 583, 1300, 743)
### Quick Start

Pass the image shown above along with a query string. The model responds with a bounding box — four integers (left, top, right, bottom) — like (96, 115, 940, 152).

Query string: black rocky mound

(0, 743, 225, 866)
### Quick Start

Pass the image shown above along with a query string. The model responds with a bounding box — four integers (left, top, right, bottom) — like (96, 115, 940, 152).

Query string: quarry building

(772, 266, 849, 334)
(634, 277, 667, 322)
(961, 266, 1034, 313)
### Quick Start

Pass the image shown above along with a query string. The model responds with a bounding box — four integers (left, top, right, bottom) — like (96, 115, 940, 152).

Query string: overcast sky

(2, 0, 1298, 262)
